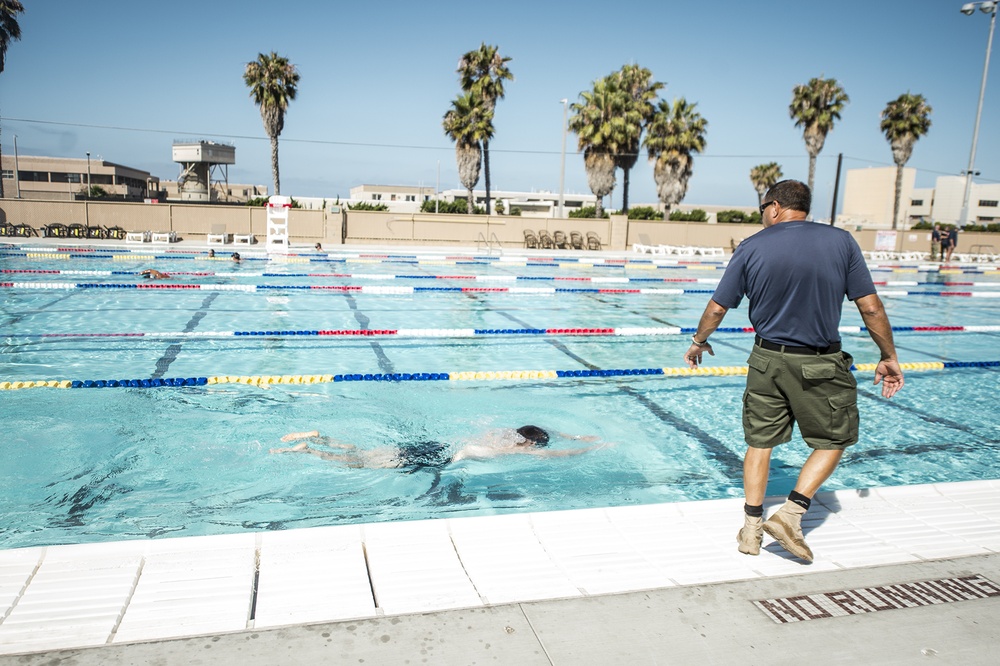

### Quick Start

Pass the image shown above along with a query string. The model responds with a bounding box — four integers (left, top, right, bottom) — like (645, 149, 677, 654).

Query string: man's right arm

(854, 293, 904, 398)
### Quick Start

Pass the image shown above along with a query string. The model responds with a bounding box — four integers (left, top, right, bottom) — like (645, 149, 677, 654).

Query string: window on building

(979, 200, 998, 207)
(390, 194, 397, 201)
(424, 195, 430, 201)
(910, 199, 923, 207)
(18, 171, 49, 182)
(372, 193, 382, 200)
(51, 172, 83, 183)
(406, 195, 415, 202)
(1, 170, 13, 179)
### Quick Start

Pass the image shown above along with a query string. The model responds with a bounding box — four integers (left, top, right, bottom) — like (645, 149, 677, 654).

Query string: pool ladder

(476, 232, 503, 256)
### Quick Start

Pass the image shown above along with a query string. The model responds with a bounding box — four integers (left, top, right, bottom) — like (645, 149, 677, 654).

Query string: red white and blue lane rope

(3, 281, 1000, 297)
(16, 324, 1000, 340)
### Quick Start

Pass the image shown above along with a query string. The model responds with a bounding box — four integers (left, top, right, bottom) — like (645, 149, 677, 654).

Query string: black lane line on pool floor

(342, 292, 395, 374)
(151, 292, 219, 379)
(485, 294, 745, 478)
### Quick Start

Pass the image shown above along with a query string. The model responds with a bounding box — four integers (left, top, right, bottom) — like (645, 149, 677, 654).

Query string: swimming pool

(2, 244, 1000, 550)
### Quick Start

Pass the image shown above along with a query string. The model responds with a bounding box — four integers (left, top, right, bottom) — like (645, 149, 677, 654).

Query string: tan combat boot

(762, 500, 813, 562)
(737, 514, 764, 555)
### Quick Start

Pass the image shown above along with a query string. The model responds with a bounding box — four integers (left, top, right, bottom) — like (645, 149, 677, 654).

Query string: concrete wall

(4, 199, 1000, 254)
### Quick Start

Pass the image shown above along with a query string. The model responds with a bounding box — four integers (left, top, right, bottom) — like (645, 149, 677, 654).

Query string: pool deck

(3, 240, 1000, 663)
(1, 480, 999, 664)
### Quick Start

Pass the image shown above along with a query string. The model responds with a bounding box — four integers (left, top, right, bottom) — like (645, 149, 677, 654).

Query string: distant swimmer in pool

(231, 252, 242, 263)
(139, 269, 170, 279)
(269, 425, 608, 469)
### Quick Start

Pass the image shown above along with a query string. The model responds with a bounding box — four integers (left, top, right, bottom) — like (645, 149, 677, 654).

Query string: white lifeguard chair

(266, 195, 292, 253)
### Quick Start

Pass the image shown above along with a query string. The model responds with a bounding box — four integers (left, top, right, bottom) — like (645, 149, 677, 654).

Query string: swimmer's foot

(736, 514, 763, 556)
(281, 431, 319, 442)
(762, 500, 813, 563)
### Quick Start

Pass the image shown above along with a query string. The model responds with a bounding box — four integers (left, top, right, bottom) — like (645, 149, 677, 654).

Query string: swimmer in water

(269, 425, 608, 469)
(139, 269, 170, 279)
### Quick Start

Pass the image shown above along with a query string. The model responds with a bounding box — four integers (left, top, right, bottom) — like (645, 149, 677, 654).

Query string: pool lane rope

(6, 268, 1000, 289)
(4, 281, 1000, 297)
(15, 324, 1000, 340)
(2, 360, 996, 390)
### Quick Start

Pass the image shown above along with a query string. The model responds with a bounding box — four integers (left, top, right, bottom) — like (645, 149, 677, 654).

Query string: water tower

(172, 141, 236, 202)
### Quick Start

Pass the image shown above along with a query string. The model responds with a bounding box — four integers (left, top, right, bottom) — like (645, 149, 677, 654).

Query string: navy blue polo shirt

(712, 220, 876, 348)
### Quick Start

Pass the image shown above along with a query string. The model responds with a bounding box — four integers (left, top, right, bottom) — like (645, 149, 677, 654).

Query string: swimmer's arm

(281, 430, 320, 442)
(554, 431, 600, 443)
(520, 443, 613, 458)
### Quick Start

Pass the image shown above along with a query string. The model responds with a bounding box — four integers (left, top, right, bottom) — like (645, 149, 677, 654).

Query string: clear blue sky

(2, 0, 997, 217)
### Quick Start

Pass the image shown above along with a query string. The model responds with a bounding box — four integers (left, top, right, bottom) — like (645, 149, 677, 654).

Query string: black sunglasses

(759, 200, 775, 215)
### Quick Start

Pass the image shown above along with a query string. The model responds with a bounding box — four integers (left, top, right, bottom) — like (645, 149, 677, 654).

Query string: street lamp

(86, 152, 92, 198)
(558, 98, 568, 218)
(958, 1, 997, 227)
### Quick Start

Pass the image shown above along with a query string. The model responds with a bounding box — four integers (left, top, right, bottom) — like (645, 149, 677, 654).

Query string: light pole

(86, 152, 92, 198)
(959, 1, 997, 227)
(558, 98, 568, 219)
(12, 135, 20, 199)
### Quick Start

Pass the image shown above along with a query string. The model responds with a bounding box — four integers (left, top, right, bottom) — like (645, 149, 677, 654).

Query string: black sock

(744, 503, 764, 517)
(788, 490, 811, 511)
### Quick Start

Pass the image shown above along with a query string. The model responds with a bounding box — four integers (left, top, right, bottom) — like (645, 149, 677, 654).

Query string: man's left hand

(683, 342, 714, 369)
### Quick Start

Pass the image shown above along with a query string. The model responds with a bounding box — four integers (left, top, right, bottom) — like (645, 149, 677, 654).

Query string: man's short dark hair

(517, 425, 549, 446)
(765, 180, 811, 215)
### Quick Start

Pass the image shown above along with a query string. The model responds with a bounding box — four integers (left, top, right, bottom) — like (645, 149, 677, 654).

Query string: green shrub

(910, 220, 934, 230)
(669, 209, 708, 222)
(569, 205, 610, 219)
(717, 210, 763, 224)
(347, 201, 389, 211)
(626, 206, 664, 220)
(509, 206, 522, 216)
(420, 199, 485, 214)
(246, 196, 303, 208)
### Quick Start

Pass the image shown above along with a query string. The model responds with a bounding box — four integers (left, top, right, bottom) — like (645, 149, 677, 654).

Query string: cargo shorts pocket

(828, 390, 859, 444)
(802, 361, 837, 382)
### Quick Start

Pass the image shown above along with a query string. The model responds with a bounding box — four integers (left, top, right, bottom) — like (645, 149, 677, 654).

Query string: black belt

(754, 335, 841, 355)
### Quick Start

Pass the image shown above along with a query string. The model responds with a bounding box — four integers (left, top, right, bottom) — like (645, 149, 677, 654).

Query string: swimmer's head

(232, 252, 241, 261)
(516, 425, 549, 447)
(208, 249, 215, 257)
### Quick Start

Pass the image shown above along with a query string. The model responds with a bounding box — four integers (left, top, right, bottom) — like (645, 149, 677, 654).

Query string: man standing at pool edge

(683, 180, 904, 563)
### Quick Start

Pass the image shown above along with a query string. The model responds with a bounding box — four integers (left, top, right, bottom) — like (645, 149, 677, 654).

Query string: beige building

(158, 179, 268, 204)
(1, 155, 160, 201)
(840, 166, 1000, 228)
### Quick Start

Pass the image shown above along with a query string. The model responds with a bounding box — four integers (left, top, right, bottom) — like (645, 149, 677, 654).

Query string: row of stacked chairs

(0, 222, 127, 239)
(524, 229, 601, 250)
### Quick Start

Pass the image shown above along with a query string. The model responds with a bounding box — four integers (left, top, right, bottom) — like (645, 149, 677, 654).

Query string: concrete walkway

(2, 480, 999, 664)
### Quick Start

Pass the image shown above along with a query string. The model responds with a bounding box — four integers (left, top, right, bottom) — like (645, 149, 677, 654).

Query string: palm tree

(789, 76, 849, 192)
(612, 64, 663, 214)
(568, 76, 630, 218)
(443, 92, 494, 214)
(749, 162, 783, 205)
(644, 98, 708, 218)
(881, 93, 932, 230)
(243, 52, 300, 196)
(0, 0, 25, 199)
(457, 43, 513, 215)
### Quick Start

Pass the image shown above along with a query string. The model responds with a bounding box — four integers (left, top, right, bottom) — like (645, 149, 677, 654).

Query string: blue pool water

(2, 245, 1000, 550)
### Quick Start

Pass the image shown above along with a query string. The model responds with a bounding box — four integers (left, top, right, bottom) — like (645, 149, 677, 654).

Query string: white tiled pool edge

(2, 479, 999, 655)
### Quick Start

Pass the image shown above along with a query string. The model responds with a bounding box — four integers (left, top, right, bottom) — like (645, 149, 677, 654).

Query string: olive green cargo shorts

(742, 346, 859, 450)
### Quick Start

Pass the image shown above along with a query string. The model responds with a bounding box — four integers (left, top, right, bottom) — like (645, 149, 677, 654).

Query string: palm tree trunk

(807, 155, 816, 193)
(270, 135, 281, 195)
(622, 166, 630, 214)
(892, 164, 904, 230)
(466, 187, 474, 214)
(594, 196, 604, 219)
(483, 139, 491, 215)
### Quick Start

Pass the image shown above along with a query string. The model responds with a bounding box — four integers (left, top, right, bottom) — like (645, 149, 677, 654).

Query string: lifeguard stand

(266, 195, 291, 253)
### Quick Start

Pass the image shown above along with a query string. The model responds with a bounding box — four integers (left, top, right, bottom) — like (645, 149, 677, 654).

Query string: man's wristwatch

(691, 335, 711, 347)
